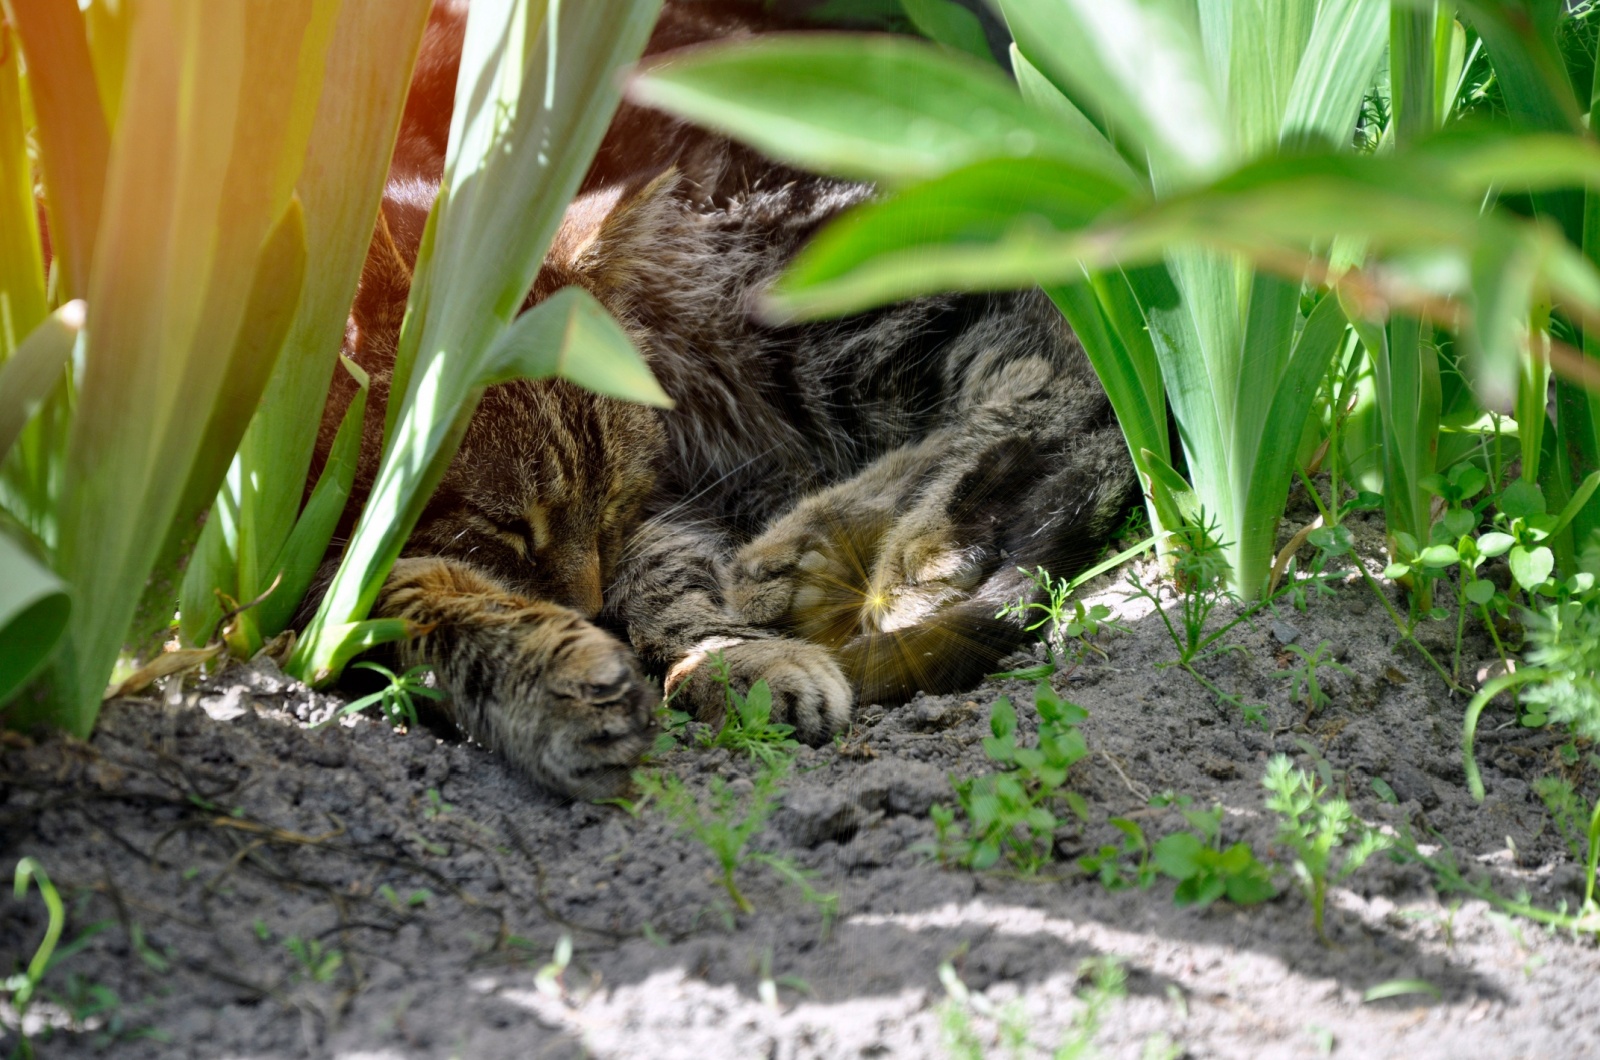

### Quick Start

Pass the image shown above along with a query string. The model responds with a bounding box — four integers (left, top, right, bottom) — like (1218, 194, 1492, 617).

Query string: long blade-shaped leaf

(0, 303, 80, 462)
(996, 0, 1230, 185)
(2, 0, 109, 299)
(0, 18, 45, 353)
(482, 285, 672, 405)
(184, 0, 433, 650)
(292, 0, 664, 684)
(25, 1, 330, 735)
(0, 528, 68, 708)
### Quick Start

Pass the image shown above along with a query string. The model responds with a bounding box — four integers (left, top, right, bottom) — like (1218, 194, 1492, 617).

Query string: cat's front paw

(667, 637, 853, 743)
(504, 621, 661, 799)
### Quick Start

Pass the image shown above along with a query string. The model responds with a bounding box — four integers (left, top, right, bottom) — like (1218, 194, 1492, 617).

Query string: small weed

(931, 681, 1089, 873)
(283, 936, 343, 984)
(1124, 518, 1273, 725)
(317, 661, 443, 730)
(996, 565, 1129, 674)
(376, 884, 433, 910)
(1079, 796, 1273, 908)
(701, 653, 802, 767)
(1148, 799, 1276, 908)
(422, 787, 453, 819)
(937, 956, 1179, 1059)
(1533, 775, 1600, 911)
(1077, 818, 1155, 891)
(1273, 640, 1354, 715)
(635, 761, 835, 925)
(1262, 755, 1390, 942)
(534, 934, 572, 998)
(3, 858, 63, 1059)
(1463, 582, 1600, 800)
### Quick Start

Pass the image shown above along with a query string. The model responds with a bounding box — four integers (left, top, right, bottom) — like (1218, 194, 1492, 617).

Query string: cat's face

(409, 381, 664, 617)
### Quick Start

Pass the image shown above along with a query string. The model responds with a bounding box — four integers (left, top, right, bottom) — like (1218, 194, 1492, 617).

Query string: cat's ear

(549, 167, 682, 275)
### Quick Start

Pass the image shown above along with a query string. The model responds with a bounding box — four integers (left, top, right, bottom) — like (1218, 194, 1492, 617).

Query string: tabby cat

(308, 0, 1138, 799)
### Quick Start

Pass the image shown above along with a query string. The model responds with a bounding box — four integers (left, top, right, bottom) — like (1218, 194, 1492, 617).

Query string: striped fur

(306, 1, 1138, 797)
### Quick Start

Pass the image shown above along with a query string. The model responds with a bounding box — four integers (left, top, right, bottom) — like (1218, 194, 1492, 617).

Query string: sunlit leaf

(630, 34, 1137, 188)
(481, 285, 671, 406)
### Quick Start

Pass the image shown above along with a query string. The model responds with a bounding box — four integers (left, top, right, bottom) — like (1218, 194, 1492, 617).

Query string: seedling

(995, 559, 1135, 676)
(931, 681, 1089, 873)
(283, 936, 343, 984)
(1148, 800, 1275, 908)
(376, 884, 433, 910)
(635, 761, 835, 925)
(534, 934, 572, 999)
(937, 955, 1179, 1060)
(1262, 755, 1390, 942)
(701, 652, 801, 767)
(1463, 583, 1600, 800)
(3, 858, 63, 1059)
(1077, 818, 1155, 891)
(316, 661, 444, 730)
(1273, 640, 1354, 716)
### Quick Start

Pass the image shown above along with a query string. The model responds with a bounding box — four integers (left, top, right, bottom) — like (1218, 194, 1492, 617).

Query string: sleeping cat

(308, 0, 1138, 798)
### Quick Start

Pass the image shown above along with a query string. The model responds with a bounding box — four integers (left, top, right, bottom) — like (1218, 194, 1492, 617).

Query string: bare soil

(4, 511, 1598, 1059)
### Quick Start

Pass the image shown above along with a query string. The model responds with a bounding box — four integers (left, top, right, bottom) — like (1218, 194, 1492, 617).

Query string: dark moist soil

(4, 510, 1599, 1059)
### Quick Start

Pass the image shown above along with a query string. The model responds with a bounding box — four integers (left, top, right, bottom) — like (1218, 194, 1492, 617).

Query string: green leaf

(1500, 478, 1547, 519)
(740, 680, 773, 727)
(1222, 864, 1276, 905)
(134, 196, 309, 655)
(1362, 978, 1441, 1002)
(7, 0, 110, 299)
(481, 285, 671, 406)
(630, 35, 1134, 188)
(1151, 831, 1204, 879)
(250, 356, 373, 642)
(0, 304, 83, 463)
(1550, 470, 1600, 537)
(293, 0, 664, 685)
(1465, 578, 1497, 605)
(1508, 544, 1554, 590)
(0, 529, 70, 709)
(188, 0, 433, 654)
(1477, 531, 1515, 557)
(1418, 544, 1461, 568)
(899, 0, 991, 62)
(996, 0, 1228, 184)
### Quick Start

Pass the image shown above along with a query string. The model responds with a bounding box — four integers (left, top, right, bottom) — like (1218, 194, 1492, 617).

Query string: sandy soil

(3, 511, 1598, 1059)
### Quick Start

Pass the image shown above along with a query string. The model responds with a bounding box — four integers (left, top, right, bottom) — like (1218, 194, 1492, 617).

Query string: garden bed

(3, 519, 1598, 1059)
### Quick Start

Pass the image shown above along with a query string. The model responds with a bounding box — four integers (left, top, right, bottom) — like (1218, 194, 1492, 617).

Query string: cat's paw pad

(668, 637, 852, 743)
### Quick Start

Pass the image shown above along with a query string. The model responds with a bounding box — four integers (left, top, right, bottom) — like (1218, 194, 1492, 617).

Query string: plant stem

(1461, 669, 1543, 802)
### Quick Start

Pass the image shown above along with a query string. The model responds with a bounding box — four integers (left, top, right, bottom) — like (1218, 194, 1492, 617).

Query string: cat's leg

(722, 443, 938, 647)
(371, 556, 658, 798)
(606, 518, 854, 743)
(845, 416, 1138, 703)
